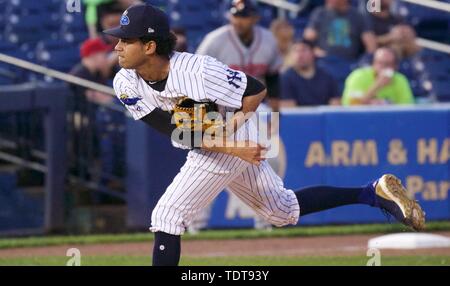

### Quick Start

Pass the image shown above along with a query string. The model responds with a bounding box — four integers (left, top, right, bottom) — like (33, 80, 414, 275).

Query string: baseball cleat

(374, 174, 426, 231)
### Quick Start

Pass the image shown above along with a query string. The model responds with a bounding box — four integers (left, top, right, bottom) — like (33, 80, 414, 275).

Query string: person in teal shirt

(342, 47, 414, 105)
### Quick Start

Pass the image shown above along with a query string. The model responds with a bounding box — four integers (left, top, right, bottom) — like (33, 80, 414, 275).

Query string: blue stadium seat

(43, 0, 64, 12)
(0, 13, 5, 26)
(44, 12, 62, 32)
(61, 12, 87, 32)
(36, 46, 80, 72)
(289, 16, 308, 39)
(36, 39, 74, 51)
(399, 2, 449, 23)
(6, 13, 42, 27)
(168, 0, 219, 11)
(414, 20, 450, 43)
(431, 80, 450, 102)
(61, 31, 89, 45)
(0, 42, 36, 84)
(418, 48, 449, 62)
(317, 56, 356, 94)
(186, 29, 210, 51)
(168, 0, 224, 30)
(4, 14, 44, 44)
(0, 42, 17, 52)
(5, 0, 44, 14)
(423, 60, 450, 80)
(4, 30, 42, 45)
(317, 56, 354, 79)
(399, 59, 419, 81)
(0, 67, 16, 85)
(259, 4, 277, 28)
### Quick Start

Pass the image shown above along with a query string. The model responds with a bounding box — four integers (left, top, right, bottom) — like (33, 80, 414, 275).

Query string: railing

(400, 0, 450, 12)
(0, 54, 127, 234)
(257, 0, 309, 13)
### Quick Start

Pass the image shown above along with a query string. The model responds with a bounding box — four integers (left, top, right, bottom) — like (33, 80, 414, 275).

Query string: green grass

(0, 255, 449, 266)
(1, 221, 450, 249)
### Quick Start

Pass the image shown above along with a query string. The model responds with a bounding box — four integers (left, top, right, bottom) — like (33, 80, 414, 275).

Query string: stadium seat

(399, 2, 450, 22)
(36, 39, 74, 51)
(430, 80, 450, 102)
(317, 56, 354, 87)
(61, 33, 88, 47)
(36, 46, 80, 72)
(5, 0, 43, 15)
(317, 57, 354, 94)
(418, 48, 449, 62)
(61, 12, 87, 32)
(423, 60, 450, 79)
(259, 4, 277, 28)
(4, 14, 44, 45)
(43, 0, 64, 12)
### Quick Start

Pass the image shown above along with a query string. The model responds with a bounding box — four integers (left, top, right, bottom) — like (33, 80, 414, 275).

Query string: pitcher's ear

(144, 40, 157, 55)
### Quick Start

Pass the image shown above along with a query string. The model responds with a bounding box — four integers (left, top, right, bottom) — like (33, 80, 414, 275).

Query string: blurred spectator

(281, 40, 340, 106)
(70, 38, 113, 105)
(172, 27, 188, 53)
(368, 0, 420, 59)
(96, 3, 123, 79)
(98, 3, 123, 47)
(342, 47, 414, 105)
(70, 38, 123, 192)
(84, 0, 115, 38)
(303, 0, 377, 60)
(84, 0, 142, 38)
(196, 0, 283, 111)
(368, 0, 403, 37)
(270, 19, 295, 71)
(389, 25, 421, 60)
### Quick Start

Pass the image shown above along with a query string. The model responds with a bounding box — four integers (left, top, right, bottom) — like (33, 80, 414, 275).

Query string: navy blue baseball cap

(229, 0, 259, 17)
(103, 3, 170, 39)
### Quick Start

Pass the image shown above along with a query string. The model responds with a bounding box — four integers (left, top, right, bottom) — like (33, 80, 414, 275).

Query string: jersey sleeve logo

(119, 94, 142, 106)
(226, 69, 242, 89)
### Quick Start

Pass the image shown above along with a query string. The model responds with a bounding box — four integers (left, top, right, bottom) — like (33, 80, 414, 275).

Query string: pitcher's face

(115, 38, 148, 69)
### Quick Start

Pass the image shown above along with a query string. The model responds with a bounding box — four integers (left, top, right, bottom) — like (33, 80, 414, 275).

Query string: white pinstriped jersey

(113, 51, 258, 151)
(196, 25, 283, 80)
(113, 51, 259, 170)
(113, 51, 247, 118)
(113, 51, 300, 235)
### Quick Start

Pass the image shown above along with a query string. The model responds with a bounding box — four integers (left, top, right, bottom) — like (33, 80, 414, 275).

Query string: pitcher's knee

(150, 205, 186, 235)
(266, 210, 299, 227)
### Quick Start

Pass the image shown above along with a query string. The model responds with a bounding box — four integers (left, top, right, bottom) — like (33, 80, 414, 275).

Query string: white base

(368, 233, 450, 249)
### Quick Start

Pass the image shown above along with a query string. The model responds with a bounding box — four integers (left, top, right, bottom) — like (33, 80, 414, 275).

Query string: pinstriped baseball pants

(150, 150, 300, 235)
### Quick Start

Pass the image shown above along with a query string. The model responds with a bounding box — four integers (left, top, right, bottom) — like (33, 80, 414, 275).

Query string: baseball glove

(172, 97, 224, 134)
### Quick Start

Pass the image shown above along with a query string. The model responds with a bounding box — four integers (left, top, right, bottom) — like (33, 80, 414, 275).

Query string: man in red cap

(70, 38, 112, 104)
(69, 38, 122, 196)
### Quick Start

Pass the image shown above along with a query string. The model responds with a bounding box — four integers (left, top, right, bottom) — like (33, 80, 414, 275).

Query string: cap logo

(148, 27, 155, 33)
(233, 0, 246, 11)
(120, 15, 130, 26)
